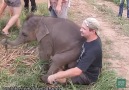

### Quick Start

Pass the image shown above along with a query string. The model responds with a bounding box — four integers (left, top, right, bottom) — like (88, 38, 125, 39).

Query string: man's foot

(31, 6, 37, 12)
(1, 31, 10, 37)
(56, 78, 66, 84)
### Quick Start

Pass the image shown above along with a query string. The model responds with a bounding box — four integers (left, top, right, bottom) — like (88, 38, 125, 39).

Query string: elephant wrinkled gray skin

(1, 15, 85, 83)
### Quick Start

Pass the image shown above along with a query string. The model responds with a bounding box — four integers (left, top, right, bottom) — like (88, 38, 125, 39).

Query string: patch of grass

(97, 5, 114, 16)
(101, 31, 123, 60)
(0, 54, 118, 89)
(35, 3, 49, 16)
(111, 52, 124, 60)
(113, 0, 120, 5)
(68, 11, 74, 21)
(60, 68, 117, 90)
(88, 0, 127, 60)
(92, 69, 117, 90)
(0, 59, 44, 87)
(113, 0, 127, 7)
(122, 24, 129, 36)
(102, 37, 113, 59)
(103, 61, 112, 68)
(20, 3, 49, 23)
(0, 19, 7, 31)
(105, 0, 127, 7)
(26, 41, 38, 47)
(0, 70, 10, 85)
(104, 38, 112, 45)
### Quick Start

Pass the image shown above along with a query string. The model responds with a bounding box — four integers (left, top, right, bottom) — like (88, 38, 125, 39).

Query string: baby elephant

(1, 15, 85, 83)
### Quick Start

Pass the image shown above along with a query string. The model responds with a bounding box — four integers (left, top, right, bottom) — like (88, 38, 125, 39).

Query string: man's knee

(71, 74, 91, 85)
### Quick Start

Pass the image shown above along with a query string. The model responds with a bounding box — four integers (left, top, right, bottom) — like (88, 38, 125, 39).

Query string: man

(24, 0, 37, 12)
(47, 18, 102, 85)
(48, 0, 70, 18)
(118, 0, 129, 18)
(0, 0, 22, 36)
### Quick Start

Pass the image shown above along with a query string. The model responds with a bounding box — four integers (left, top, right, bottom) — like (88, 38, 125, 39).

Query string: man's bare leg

(2, 6, 21, 34)
(9, 7, 21, 28)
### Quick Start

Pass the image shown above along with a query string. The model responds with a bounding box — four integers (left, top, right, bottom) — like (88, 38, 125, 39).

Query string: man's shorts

(71, 73, 91, 85)
(4, 0, 21, 7)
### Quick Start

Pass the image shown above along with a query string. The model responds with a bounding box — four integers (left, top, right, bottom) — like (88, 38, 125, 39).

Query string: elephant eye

(22, 32, 27, 37)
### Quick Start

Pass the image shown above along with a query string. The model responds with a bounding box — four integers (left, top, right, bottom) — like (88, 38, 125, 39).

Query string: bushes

(113, 0, 120, 4)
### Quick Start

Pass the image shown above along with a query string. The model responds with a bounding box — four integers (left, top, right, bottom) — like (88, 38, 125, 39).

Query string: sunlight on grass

(0, 61, 117, 90)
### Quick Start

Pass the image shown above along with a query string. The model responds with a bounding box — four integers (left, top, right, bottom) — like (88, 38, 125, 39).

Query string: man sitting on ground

(47, 17, 102, 85)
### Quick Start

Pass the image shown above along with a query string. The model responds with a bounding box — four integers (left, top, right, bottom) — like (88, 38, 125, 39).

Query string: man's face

(80, 23, 91, 38)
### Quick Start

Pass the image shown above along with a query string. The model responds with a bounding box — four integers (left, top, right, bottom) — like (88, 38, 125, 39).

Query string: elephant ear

(36, 24, 49, 42)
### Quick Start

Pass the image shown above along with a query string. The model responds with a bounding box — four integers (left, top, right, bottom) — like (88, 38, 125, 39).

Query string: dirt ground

(68, 0, 129, 87)
(76, 0, 129, 87)
(0, 0, 129, 87)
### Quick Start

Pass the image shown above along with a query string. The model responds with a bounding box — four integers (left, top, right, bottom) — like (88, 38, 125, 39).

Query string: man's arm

(48, 67, 82, 84)
(47, 0, 50, 9)
(2, 6, 22, 34)
(56, 0, 63, 14)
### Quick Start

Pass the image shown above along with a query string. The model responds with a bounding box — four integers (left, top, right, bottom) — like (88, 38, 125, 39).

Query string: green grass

(35, 3, 49, 16)
(0, 19, 7, 31)
(113, 0, 120, 4)
(0, 60, 117, 90)
(102, 38, 113, 59)
(106, 0, 127, 6)
(0, 64, 117, 90)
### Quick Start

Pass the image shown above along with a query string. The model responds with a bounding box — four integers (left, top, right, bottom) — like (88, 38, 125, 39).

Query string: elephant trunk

(1, 37, 24, 46)
(6, 39, 23, 46)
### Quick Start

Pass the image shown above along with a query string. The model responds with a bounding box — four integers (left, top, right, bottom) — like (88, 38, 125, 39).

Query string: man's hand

(48, 75, 56, 84)
(48, 71, 67, 84)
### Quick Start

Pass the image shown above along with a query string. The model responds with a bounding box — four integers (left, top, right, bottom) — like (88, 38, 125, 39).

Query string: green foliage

(26, 41, 38, 47)
(0, 19, 7, 31)
(113, 0, 120, 4)
(0, 58, 44, 87)
(113, 0, 127, 7)
(35, 3, 49, 16)
(59, 69, 117, 90)
(0, 70, 10, 85)
(0, 58, 118, 90)
(92, 69, 117, 90)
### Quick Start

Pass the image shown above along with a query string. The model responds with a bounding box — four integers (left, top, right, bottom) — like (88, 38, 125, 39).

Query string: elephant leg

(40, 60, 50, 74)
(40, 48, 80, 83)
(39, 49, 51, 74)
(67, 61, 77, 70)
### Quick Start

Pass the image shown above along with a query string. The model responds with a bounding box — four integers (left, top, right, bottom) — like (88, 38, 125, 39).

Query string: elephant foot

(40, 75, 49, 83)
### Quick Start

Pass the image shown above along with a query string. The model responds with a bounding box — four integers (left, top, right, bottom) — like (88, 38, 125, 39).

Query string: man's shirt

(77, 37, 102, 82)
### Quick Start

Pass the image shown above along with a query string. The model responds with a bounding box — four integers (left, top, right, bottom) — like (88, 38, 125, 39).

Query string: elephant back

(43, 17, 85, 53)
